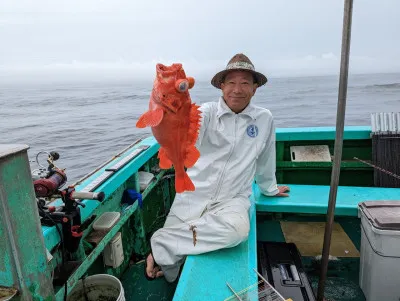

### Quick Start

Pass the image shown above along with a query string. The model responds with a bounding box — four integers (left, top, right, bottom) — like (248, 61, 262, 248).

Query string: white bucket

(67, 274, 125, 301)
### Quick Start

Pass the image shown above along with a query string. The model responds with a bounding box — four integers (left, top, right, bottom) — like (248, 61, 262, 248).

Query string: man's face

(220, 71, 258, 113)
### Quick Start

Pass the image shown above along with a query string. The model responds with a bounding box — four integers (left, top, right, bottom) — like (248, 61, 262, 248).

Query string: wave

(364, 83, 400, 89)
(295, 88, 317, 95)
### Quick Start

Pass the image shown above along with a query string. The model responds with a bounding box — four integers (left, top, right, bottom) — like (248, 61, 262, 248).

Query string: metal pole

(316, 0, 354, 300)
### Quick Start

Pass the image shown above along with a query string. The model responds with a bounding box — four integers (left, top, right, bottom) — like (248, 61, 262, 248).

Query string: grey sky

(1, 0, 400, 82)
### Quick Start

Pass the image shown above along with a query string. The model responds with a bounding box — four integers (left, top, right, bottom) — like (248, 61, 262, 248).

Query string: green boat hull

(1, 126, 399, 300)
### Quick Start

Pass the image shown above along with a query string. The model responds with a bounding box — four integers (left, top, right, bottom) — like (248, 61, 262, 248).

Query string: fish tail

(175, 171, 195, 193)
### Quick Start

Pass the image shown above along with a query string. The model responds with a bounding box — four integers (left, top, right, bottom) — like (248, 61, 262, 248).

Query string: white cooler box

(359, 201, 400, 301)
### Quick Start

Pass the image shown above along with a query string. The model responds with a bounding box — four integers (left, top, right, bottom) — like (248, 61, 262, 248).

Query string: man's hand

(275, 185, 290, 197)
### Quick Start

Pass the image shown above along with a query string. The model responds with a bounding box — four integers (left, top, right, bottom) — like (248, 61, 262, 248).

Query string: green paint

(43, 138, 160, 251)
(256, 213, 366, 301)
(304, 257, 366, 301)
(0, 250, 12, 286)
(28, 283, 39, 299)
(132, 210, 150, 256)
(121, 261, 177, 301)
(46, 148, 170, 299)
(276, 141, 284, 161)
(174, 201, 258, 300)
(277, 161, 371, 168)
(276, 126, 371, 141)
(28, 277, 55, 301)
(0, 146, 54, 298)
(255, 182, 400, 216)
(0, 127, 382, 301)
(55, 201, 139, 300)
(338, 217, 362, 250)
(256, 218, 286, 242)
(276, 137, 374, 186)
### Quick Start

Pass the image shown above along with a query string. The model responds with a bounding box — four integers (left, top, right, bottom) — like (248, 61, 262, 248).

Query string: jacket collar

(216, 96, 257, 120)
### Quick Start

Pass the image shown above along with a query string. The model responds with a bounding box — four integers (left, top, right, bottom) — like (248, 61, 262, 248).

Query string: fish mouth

(157, 63, 183, 76)
(163, 101, 178, 113)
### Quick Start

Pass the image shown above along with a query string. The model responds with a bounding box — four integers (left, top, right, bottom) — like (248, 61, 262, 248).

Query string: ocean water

(1, 72, 399, 183)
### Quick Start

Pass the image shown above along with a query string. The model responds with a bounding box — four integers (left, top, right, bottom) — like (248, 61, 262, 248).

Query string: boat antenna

(316, 0, 354, 300)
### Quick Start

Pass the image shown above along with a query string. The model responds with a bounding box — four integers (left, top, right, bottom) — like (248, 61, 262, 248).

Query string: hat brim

(211, 69, 268, 89)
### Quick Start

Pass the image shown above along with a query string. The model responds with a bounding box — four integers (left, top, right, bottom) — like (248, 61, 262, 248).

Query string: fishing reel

(31, 150, 104, 253)
(31, 151, 67, 198)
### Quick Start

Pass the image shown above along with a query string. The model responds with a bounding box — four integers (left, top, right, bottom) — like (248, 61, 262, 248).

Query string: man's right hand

(275, 185, 290, 197)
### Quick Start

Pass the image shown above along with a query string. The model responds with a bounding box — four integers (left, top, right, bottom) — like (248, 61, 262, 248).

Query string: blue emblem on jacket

(246, 125, 258, 138)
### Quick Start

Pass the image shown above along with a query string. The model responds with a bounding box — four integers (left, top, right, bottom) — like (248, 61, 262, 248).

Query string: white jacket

(170, 96, 279, 222)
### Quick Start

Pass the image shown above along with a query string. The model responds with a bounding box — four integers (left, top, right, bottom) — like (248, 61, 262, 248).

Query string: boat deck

(257, 215, 366, 301)
(121, 261, 178, 301)
(120, 214, 366, 301)
(61, 127, 399, 300)
(95, 126, 398, 300)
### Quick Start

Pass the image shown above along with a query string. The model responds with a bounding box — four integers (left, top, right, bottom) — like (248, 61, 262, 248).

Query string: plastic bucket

(67, 274, 125, 301)
(0, 287, 17, 301)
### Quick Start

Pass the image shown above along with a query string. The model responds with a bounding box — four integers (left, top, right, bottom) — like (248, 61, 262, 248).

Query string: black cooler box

(257, 242, 316, 301)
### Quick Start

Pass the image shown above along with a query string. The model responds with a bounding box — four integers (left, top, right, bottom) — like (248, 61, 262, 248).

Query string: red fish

(136, 63, 201, 193)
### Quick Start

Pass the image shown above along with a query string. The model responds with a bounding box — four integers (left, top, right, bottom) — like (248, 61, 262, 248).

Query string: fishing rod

(317, 0, 354, 300)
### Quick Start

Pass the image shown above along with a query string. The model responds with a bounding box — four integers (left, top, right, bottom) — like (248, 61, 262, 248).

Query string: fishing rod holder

(33, 150, 104, 253)
(38, 186, 104, 253)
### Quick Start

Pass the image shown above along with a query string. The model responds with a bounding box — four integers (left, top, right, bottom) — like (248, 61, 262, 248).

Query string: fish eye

(178, 81, 188, 92)
(175, 79, 189, 93)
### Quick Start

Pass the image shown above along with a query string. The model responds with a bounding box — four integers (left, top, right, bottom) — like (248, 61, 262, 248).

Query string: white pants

(150, 201, 250, 282)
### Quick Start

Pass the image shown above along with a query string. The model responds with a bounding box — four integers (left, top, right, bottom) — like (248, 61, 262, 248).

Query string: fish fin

(184, 145, 200, 168)
(136, 108, 164, 128)
(175, 172, 195, 193)
(158, 147, 173, 169)
(187, 103, 202, 145)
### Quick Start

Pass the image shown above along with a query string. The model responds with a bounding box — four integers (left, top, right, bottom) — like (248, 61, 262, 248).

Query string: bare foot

(146, 253, 164, 279)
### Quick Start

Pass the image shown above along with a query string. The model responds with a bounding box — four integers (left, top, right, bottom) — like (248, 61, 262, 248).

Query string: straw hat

(211, 53, 268, 89)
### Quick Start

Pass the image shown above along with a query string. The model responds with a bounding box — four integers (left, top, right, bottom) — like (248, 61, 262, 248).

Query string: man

(145, 53, 290, 282)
